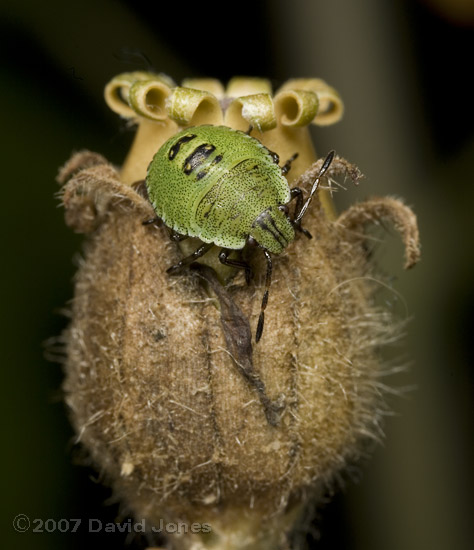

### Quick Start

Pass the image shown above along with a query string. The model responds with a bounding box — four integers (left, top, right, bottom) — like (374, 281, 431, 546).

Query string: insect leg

(218, 248, 252, 285)
(166, 242, 214, 275)
(255, 250, 273, 343)
(170, 230, 189, 242)
(289, 187, 312, 239)
(280, 153, 299, 175)
(142, 216, 162, 227)
(294, 150, 335, 225)
(290, 187, 304, 216)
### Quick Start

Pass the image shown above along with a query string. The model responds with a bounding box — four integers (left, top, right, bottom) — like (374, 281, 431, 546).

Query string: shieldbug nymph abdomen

(144, 124, 334, 342)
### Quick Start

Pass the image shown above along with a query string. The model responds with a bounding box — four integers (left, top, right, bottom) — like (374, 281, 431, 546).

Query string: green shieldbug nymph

(144, 124, 334, 342)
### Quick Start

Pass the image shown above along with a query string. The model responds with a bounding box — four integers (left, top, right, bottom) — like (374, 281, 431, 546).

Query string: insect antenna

(294, 150, 335, 225)
(256, 250, 273, 342)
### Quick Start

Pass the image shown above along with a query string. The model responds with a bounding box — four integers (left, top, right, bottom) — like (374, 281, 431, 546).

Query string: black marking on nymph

(254, 210, 287, 248)
(195, 154, 223, 181)
(168, 134, 197, 160)
(183, 143, 216, 175)
(267, 217, 288, 248)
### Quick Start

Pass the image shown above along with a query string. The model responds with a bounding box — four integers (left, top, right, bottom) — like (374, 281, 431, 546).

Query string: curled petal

(104, 72, 151, 118)
(273, 89, 319, 127)
(225, 93, 276, 132)
(278, 79, 344, 126)
(182, 78, 225, 99)
(166, 87, 223, 126)
(104, 72, 174, 118)
(128, 80, 172, 121)
(226, 77, 272, 98)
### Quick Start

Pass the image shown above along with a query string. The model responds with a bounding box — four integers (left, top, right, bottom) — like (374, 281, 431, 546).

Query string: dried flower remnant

(59, 74, 420, 550)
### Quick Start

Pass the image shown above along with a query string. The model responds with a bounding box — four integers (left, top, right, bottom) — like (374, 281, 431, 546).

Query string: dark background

(1, 0, 473, 549)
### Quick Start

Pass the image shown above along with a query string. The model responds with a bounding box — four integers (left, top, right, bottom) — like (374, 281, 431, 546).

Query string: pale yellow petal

(278, 78, 344, 126)
(166, 87, 223, 126)
(182, 78, 225, 99)
(224, 93, 276, 132)
(128, 80, 172, 121)
(226, 77, 272, 97)
(104, 72, 174, 118)
(273, 89, 319, 127)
